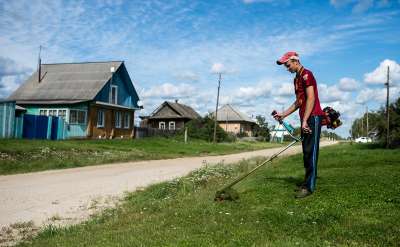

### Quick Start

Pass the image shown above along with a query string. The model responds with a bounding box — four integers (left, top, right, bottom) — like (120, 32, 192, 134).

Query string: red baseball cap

(276, 51, 299, 65)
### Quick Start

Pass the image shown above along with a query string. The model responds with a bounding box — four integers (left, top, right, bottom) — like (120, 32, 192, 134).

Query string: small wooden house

(141, 100, 200, 130)
(7, 61, 141, 139)
(212, 104, 256, 136)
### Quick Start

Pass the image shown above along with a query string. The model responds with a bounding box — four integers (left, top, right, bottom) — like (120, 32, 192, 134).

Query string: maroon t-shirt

(294, 67, 324, 120)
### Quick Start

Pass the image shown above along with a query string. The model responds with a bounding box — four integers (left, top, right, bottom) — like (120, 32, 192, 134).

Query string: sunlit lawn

(18, 143, 400, 246)
(0, 137, 282, 175)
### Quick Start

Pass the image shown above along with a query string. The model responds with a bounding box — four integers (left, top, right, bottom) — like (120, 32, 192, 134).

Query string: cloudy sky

(1, 0, 400, 137)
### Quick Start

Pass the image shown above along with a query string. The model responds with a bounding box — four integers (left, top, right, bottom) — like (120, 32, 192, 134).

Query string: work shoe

(294, 185, 306, 192)
(295, 188, 312, 199)
(294, 181, 307, 192)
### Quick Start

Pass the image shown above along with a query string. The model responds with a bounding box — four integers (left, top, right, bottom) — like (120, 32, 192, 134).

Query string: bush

(183, 116, 232, 142)
(236, 131, 249, 138)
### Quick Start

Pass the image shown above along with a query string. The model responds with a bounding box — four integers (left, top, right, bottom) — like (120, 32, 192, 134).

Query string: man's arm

(282, 101, 299, 118)
(302, 86, 315, 133)
(273, 101, 299, 121)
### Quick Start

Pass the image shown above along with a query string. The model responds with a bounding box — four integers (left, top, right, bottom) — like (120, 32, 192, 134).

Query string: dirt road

(0, 141, 337, 230)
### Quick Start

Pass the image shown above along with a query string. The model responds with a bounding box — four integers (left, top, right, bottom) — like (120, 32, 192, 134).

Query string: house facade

(141, 101, 200, 130)
(212, 104, 257, 137)
(8, 61, 141, 139)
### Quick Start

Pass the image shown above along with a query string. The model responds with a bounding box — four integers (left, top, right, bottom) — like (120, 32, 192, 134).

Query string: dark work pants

(301, 116, 322, 192)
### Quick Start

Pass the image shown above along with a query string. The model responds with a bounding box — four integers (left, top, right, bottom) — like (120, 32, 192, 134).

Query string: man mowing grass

(273, 51, 325, 199)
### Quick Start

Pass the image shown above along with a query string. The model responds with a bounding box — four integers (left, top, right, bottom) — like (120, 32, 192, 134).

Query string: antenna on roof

(38, 45, 42, 83)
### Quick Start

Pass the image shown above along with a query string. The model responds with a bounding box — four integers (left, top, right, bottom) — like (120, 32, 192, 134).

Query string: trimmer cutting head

(214, 188, 239, 201)
(213, 112, 302, 202)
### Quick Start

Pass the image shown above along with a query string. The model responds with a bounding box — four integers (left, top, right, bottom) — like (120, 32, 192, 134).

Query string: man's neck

(296, 65, 304, 75)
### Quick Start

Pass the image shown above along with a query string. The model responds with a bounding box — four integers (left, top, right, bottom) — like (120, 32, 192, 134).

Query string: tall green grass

(0, 138, 281, 175)
(17, 143, 400, 246)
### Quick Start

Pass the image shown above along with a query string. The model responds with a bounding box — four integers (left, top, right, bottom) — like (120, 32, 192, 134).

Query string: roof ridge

(165, 101, 184, 116)
(218, 104, 254, 122)
(226, 104, 243, 119)
(42, 61, 124, 65)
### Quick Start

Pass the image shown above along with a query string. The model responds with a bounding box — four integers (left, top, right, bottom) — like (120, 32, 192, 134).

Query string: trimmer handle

(271, 110, 299, 141)
(271, 110, 283, 124)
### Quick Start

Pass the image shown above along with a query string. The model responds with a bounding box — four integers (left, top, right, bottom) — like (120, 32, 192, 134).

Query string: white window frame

(159, 121, 165, 130)
(39, 109, 48, 116)
(110, 85, 118, 105)
(115, 111, 122, 128)
(57, 109, 67, 120)
(97, 110, 105, 128)
(123, 113, 130, 129)
(48, 109, 57, 116)
(69, 109, 87, 125)
(38, 108, 68, 121)
(169, 121, 175, 130)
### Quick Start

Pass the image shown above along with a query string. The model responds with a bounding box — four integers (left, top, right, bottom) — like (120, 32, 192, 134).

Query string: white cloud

(319, 84, 350, 103)
(141, 83, 195, 99)
(364, 59, 400, 84)
(215, 81, 272, 109)
(0, 75, 26, 98)
(353, 0, 374, 13)
(338, 77, 359, 91)
(356, 88, 375, 103)
(356, 87, 400, 104)
(211, 63, 226, 74)
(275, 82, 293, 97)
(330, 0, 374, 13)
(0, 56, 32, 98)
(273, 96, 291, 106)
(173, 71, 199, 82)
(237, 84, 271, 99)
(0, 57, 32, 77)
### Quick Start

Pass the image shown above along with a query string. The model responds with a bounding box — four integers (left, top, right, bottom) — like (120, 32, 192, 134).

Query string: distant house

(211, 104, 256, 136)
(141, 100, 200, 130)
(7, 61, 141, 139)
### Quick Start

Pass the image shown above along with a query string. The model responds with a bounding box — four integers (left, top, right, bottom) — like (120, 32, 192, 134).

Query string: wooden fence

(134, 127, 180, 139)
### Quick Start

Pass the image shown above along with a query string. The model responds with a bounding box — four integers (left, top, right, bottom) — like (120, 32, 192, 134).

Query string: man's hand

(272, 110, 284, 122)
(302, 120, 312, 134)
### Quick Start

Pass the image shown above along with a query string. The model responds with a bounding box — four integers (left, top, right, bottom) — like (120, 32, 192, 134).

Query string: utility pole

(366, 105, 368, 137)
(38, 45, 42, 83)
(361, 116, 364, 137)
(385, 66, 390, 148)
(213, 73, 222, 143)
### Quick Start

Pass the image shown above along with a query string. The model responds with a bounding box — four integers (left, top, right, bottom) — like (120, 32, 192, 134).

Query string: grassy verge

(0, 138, 282, 175)
(17, 143, 400, 246)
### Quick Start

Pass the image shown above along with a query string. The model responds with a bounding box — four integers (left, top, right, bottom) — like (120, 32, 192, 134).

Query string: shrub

(183, 116, 232, 142)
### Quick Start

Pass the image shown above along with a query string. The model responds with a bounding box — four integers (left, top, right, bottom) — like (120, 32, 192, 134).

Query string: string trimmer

(214, 111, 301, 201)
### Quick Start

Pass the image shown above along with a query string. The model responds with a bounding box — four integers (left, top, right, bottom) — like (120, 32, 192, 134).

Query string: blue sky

(1, 0, 400, 137)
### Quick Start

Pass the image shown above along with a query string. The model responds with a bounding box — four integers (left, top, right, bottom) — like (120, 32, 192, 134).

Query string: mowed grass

(0, 138, 282, 175)
(17, 143, 400, 246)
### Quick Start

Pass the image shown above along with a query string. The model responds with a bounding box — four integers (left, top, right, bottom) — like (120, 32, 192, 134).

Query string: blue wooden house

(8, 61, 141, 139)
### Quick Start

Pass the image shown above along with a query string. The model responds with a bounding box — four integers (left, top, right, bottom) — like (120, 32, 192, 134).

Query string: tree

(321, 130, 343, 140)
(351, 97, 400, 147)
(253, 115, 270, 141)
